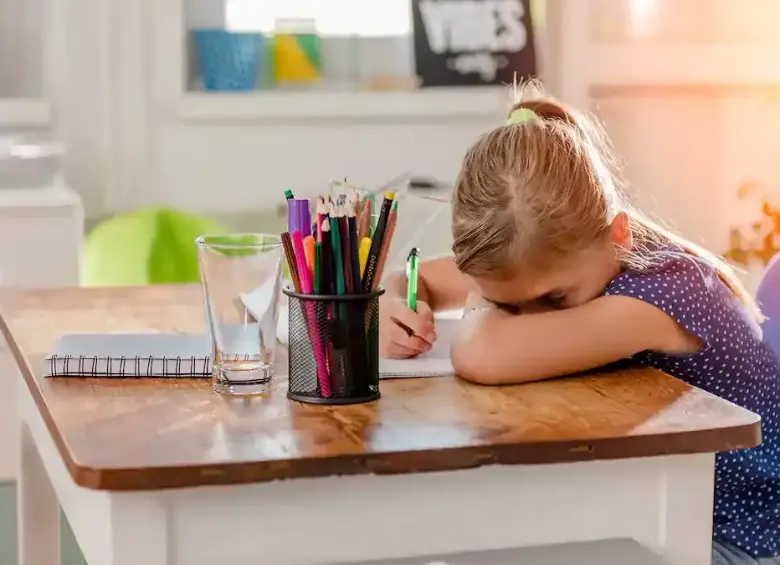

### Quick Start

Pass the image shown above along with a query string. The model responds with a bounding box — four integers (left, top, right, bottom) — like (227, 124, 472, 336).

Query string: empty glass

(196, 233, 283, 395)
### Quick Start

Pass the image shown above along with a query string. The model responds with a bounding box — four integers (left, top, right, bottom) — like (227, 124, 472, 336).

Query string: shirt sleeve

(604, 254, 719, 348)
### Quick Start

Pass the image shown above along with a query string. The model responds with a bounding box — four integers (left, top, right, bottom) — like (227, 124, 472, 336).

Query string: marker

(406, 247, 419, 312)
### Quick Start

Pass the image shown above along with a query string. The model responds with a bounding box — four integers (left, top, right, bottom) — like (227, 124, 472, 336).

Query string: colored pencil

(352, 192, 361, 227)
(358, 199, 371, 242)
(367, 193, 377, 237)
(329, 207, 346, 296)
(281, 232, 301, 292)
(304, 235, 315, 277)
(372, 200, 398, 289)
(338, 207, 353, 294)
(347, 206, 361, 292)
(315, 198, 325, 243)
(321, 220, 333, 295)
(313, 242, 322, 294)
(361, 192, 394, 293)
(358, 237, 371, 277)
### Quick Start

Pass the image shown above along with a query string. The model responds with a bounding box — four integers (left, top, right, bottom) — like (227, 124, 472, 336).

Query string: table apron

(20, 382, 715, 565)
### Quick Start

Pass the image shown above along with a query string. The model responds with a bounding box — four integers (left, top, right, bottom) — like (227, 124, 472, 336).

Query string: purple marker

(300, 199, 311, 238)
(287, 199, 297, 234)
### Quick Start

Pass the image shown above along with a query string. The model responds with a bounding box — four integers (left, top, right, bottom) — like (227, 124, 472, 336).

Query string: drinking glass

(196, 233, 283, 395)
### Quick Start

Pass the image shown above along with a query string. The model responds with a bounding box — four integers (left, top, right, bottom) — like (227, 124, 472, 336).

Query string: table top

(3, 285, 761, 491)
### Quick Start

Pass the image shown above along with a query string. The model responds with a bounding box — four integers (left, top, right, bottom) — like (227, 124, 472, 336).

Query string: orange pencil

(358, 199, 371, 242)
(352, 192, 361, 228)
(303, 235, 315, 277)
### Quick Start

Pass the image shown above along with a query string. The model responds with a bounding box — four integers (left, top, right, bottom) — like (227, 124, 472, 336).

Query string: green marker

(313, 242, 322, 294)
(406, 247, 419, 312)
(284, 189, 294, 200)
(367, 193, 376, 238)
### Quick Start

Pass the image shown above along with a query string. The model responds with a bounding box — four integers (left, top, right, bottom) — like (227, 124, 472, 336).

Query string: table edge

(69, 420, 761, 491)
(1, 303, 762, 492)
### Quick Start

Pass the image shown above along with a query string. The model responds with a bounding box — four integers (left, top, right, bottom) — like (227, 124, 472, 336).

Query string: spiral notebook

(45, 333, 213, 377)
(378, 311, 461, 378)
(45, 282, 278, 378)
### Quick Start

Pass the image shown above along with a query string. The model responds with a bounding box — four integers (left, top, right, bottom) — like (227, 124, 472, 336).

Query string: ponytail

(508, 80, 763, 324)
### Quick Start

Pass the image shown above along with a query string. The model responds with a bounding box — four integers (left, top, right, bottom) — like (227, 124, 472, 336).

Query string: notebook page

(379, 310, 462, 378)
(45, 333, 211, 377)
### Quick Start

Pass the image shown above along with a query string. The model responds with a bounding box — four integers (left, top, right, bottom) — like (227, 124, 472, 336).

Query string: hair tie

(507, 107, 537, 126)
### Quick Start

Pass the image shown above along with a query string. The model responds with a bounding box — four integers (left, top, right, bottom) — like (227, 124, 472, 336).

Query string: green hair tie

(507, 107, 537, 125)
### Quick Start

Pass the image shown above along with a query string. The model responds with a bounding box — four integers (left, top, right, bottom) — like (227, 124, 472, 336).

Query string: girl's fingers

(380, 322, 432, 358)
(390, 302, 435, 342)
(384, 343, 421, 359)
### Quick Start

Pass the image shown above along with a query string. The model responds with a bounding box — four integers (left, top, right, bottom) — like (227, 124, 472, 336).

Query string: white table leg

(18, 420, 59, 565)
(106, 495, 170, 565)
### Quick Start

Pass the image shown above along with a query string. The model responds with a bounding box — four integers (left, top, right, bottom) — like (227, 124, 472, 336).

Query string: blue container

(193, 29, 264, 91)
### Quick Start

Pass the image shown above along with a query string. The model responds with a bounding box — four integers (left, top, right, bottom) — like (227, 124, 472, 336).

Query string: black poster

(412, 0, 537, 87)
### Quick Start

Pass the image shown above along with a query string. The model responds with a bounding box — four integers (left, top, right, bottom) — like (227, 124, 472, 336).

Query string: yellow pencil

(358, 237, 371, 277)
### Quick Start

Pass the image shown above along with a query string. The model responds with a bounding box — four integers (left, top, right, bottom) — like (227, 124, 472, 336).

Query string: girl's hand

(379, 296, 437, 359)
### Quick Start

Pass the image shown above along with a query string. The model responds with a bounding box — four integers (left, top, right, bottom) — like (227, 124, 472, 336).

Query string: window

(185, 0, 545, 93)
(226, 0, 412, 37)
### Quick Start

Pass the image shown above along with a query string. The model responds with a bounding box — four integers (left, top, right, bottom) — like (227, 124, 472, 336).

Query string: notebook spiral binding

(45, 353, 262, 378)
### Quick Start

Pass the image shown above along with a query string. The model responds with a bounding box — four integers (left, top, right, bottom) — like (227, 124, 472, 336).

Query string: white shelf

(0, 98, 51, 127)
(176, 87, 514, 122)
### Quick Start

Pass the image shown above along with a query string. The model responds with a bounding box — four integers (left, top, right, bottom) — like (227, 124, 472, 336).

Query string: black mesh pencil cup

(284, 287, 384, 405)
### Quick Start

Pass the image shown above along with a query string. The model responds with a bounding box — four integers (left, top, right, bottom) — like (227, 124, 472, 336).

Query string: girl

(379, 84, 780, 565)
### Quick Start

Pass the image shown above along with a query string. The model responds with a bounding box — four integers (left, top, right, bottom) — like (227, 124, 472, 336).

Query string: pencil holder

(284, 287, 384, 405)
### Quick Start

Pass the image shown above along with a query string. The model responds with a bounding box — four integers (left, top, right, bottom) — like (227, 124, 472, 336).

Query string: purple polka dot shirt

(604, 248, 780, 558)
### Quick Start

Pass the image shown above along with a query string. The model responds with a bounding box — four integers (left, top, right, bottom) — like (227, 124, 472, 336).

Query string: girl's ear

(609, 212, 633, 252)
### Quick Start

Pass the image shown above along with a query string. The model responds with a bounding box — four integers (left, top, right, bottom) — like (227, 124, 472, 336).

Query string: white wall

(0, 0, 43, 97)
(27, 0, 780, 293)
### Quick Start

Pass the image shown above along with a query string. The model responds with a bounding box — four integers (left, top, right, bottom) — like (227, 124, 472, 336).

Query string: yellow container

(272, 18, 321, 84)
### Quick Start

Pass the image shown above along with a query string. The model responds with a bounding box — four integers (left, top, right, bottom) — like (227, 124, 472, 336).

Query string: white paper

(239, 275, 280, 348)
(45, 333, 211, 377)
(379, 310, 463, 378)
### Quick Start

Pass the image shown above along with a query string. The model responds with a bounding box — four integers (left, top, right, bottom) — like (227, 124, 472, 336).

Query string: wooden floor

(0, 482, 85, 565)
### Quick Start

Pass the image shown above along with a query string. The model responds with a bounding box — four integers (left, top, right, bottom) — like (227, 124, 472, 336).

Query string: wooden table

(4, 285, 761, 565)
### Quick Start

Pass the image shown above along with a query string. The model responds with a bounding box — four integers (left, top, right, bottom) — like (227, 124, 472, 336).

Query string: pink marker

(291, 230, 331, 397)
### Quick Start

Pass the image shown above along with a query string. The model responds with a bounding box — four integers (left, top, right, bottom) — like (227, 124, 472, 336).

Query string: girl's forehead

(473, 267, 568, 305)
(472, 250, 611, 305)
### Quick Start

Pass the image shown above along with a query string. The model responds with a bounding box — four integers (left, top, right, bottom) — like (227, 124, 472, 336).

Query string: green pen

(406, 247, 419, 312)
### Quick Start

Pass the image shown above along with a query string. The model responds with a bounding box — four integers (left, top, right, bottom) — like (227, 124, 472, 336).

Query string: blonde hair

(451, 82, 762, 322)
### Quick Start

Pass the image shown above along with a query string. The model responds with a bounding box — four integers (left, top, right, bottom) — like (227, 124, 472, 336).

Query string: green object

(82, 208, 229, 286)
(329, 216, 346, 295)
(313, 241, 322, 294)
(367, 193, 376, 237)
(406, 247, 419, 312)
(284, 189, 294, 200)
(507, 107, 537, 125)
(392, 199, 399, 213)
(296, 34, 321, 70)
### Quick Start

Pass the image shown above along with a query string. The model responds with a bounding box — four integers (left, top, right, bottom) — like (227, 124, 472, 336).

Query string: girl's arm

(451, 295, 701, 385)
(383, 256, 473, 311)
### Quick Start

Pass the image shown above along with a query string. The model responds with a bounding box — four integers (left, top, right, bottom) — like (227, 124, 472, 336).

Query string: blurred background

(2, 0, 780, 562)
